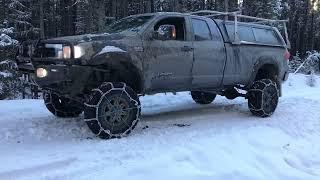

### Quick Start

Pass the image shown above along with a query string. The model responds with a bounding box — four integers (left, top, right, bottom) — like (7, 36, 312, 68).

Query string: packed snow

(0, 74, 319, 180)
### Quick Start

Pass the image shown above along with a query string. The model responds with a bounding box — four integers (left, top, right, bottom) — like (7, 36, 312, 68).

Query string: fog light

(36, 68, 48, 78)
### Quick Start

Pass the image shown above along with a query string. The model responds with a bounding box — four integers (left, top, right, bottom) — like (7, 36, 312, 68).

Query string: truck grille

(33, 43, 63, 58)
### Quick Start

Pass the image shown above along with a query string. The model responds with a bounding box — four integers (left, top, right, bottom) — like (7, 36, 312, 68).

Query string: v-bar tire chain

(248, 79, 279, 118)
(44, 92, 83, 118)
(84, 82, 141, 139)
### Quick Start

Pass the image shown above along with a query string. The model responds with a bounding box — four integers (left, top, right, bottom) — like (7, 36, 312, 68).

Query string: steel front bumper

(33, 65, 93, 96)
(35, 65, 72, 86)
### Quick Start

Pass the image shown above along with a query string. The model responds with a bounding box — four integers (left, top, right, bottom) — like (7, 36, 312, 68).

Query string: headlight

(63, 46, 71, 59)
(62, 45, 84, 59)
(74, 45, 85, 58)
(44, 44, 85, 59)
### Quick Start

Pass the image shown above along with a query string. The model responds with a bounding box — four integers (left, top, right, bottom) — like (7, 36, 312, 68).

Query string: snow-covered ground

(0, 74, 319, 180)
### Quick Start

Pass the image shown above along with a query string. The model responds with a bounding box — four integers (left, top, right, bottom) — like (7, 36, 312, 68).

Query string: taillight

(284, 50, 291, 61)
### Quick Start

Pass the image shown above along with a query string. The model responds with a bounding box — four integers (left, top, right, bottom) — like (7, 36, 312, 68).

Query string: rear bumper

(283, 71, 289, 81)
(278, 70, 289, 97)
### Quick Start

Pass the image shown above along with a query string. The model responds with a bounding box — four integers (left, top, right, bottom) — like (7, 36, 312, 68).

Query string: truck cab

(142, 14, 227, 92)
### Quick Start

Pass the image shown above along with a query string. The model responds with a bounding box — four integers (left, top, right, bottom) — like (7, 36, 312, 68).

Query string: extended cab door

(143, 16, 194, 91)
(191, 18, 226, 88)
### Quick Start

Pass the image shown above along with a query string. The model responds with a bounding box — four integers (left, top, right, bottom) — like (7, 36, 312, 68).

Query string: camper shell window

(225, 23, 282, 46)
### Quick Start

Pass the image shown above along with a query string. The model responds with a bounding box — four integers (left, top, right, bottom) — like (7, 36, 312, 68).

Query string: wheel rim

(101, 95, 131, 127)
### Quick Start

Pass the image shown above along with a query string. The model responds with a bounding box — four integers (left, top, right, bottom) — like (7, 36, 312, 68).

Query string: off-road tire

(84, 82, 141, 139)
(247, 79, 279, 118)
(44, 92, 83, 118)
(191, 91, 217, 105)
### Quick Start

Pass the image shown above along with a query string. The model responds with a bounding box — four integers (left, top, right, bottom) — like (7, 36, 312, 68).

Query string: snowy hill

(0, 73, 319, 180)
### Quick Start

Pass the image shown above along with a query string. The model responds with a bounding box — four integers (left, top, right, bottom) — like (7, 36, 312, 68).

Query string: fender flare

(247, 56, 280, 88)
(88, 52, 144, 93)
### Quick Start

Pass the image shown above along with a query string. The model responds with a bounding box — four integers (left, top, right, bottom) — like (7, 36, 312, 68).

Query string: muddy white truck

(16, 11, 290, 139)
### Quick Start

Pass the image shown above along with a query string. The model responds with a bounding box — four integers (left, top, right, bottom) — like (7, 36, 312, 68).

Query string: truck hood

(36, 31, 141, 63)
(47, 32, 134, 44)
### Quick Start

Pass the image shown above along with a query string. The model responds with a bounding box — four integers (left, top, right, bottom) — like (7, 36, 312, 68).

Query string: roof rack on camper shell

(189, 10, 291, 48)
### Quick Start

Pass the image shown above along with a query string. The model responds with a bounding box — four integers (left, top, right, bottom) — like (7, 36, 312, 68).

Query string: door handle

(181, 46, 193, 52)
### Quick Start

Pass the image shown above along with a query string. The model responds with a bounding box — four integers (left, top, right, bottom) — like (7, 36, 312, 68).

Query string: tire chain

(44, 91, 81, 117)
(248, 79, 279, 117)
(84, 82, 141, 139)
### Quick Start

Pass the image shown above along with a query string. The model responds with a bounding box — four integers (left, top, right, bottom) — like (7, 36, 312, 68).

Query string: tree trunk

(310, 0, 316, 50)
(299, 1, 310, 55)
(150, 0, 155, 12)
(39, 0, 45, 39)
(225, 0, 229, 20)
(96, 0, 106, 32)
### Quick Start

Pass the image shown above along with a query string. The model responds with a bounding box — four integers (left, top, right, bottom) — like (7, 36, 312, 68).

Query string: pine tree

(0, 21, 20, 99)
(8, 0, 36, 40)
(214, 0, 238, 12)
(205, 0, 216, 10)
(75, 0, 89, 34)
(279, 0, 290, 19)
(242, 0, 277, 19)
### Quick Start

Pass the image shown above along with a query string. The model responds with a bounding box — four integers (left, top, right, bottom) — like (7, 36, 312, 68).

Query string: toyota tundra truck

(16, 11, 290, 139)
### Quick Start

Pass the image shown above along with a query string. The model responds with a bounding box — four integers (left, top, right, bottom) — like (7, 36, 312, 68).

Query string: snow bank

(0, 73, 319, 180)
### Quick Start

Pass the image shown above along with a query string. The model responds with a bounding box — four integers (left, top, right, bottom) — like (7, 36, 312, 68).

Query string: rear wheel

(247, 79, 279, 117)
(191, 91, 216, 105)
(44, 92, 83, 118)
(84, 82, 141, 139)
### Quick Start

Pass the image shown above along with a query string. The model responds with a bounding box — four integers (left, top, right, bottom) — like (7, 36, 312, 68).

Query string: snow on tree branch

(292, 51, 320, 74)
(0, 27, 14, 34)
(0, 34, 19, 47)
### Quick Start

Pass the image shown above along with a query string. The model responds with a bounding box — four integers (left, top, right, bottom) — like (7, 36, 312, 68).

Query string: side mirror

(154, 25, 176, 41)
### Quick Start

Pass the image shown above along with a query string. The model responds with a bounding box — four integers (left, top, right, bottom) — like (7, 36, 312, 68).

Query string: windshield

(105, 15, 154, 33)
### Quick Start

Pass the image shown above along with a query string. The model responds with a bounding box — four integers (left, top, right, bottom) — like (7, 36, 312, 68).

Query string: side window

(154, 17, 186, 41)
(253, 28, 281, 45)
(226, 24, 255, 42)
(239, 26, 255, 42)
(208, 20, 224, 42)
(192, 18, 211, 41)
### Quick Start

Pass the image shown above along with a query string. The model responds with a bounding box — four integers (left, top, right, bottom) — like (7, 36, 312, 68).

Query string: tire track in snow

(0, 157, 77, 180)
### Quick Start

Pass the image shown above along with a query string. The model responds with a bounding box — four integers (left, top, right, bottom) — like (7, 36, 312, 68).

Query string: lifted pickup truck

(17, 11, 290, 139)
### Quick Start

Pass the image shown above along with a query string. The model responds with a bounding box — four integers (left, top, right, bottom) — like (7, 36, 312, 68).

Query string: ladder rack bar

(237, 14, 288, 23)
(189, 10, 236, 15)
(190, 10, 288, 23)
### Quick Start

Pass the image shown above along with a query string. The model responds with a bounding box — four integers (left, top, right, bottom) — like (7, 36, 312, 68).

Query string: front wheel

(191, 91, 216, 105)
(44, 92, 83, 118)
(247, 79, 279, 117)
(84, 82, 141, 139)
